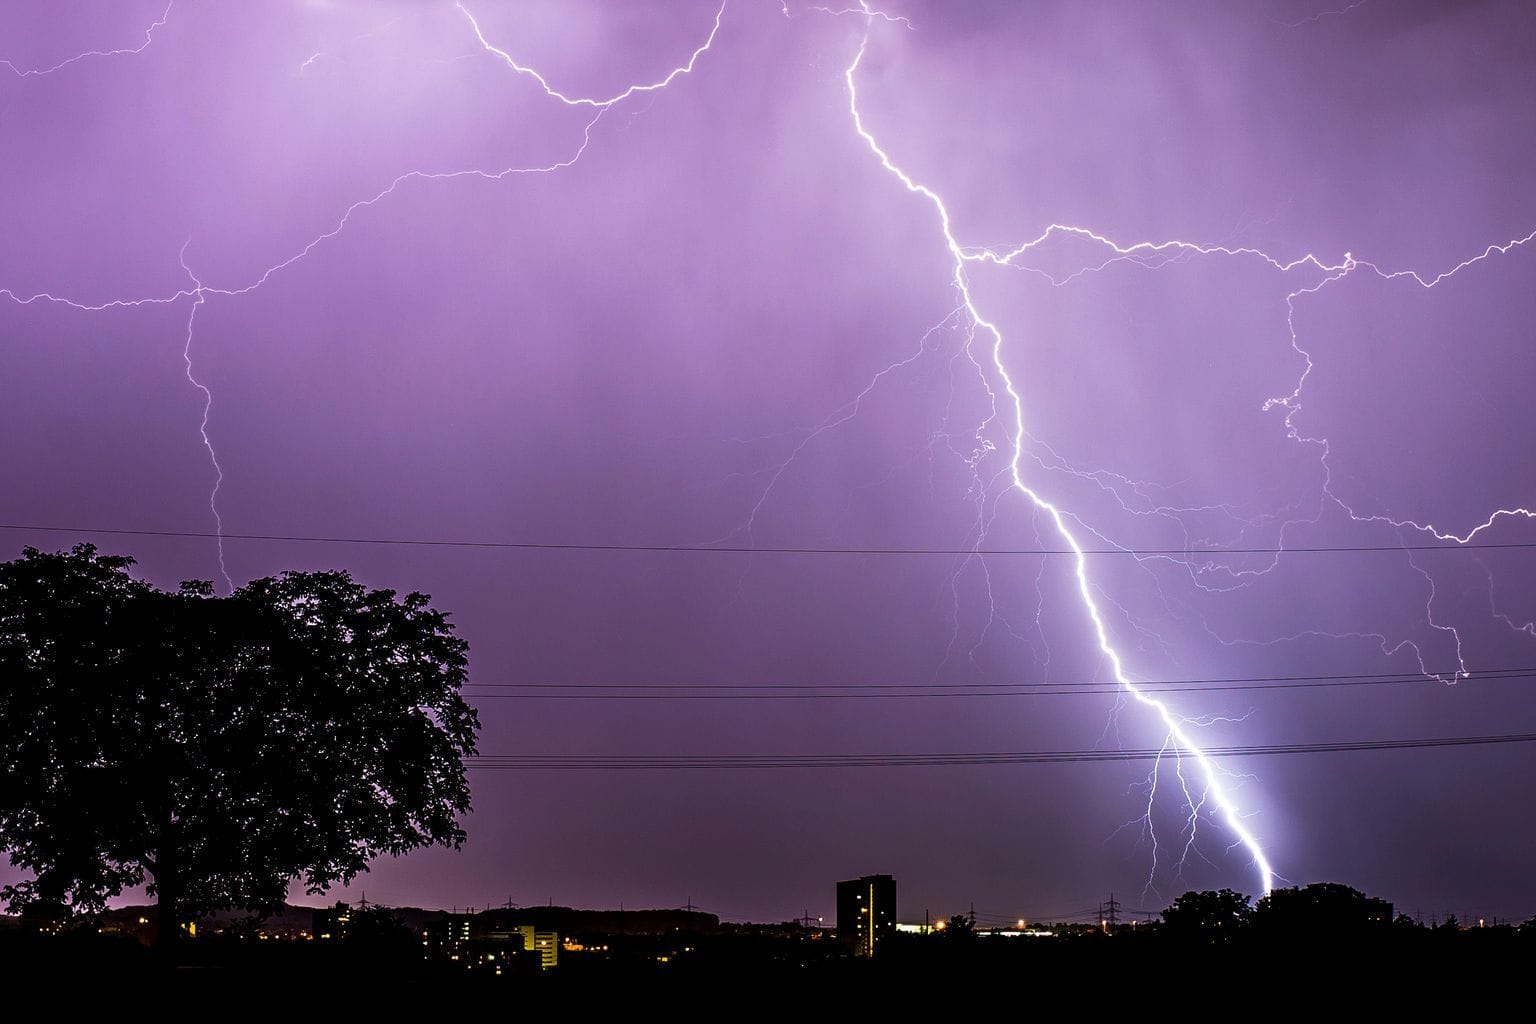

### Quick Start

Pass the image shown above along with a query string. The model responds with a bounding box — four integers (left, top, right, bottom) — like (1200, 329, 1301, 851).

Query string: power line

(473, 664, 1522, 687)
(459, 666, 1536, 699)
(3, 522, 1532, 557)
(463, 731, 1536, 769)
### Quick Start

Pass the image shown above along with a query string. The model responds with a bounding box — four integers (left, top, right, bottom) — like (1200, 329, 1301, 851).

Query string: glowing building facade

(836, 874, 895, 957)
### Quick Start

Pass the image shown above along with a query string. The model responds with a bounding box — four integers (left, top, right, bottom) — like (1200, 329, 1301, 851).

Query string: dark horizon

(4, 0, 1535, 923)
(42, 875, 1525, 932)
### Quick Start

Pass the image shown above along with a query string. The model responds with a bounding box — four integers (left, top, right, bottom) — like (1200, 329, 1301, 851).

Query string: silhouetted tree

(345, 903, 415, 951)
(1252, 882, 1393, 937)
(1161, 888, 1252, 941)
(940, 912, 976, 941)
(0, 545, 479, 952)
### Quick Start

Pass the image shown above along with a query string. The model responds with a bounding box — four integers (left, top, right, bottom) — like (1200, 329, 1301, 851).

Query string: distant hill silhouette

(89, 901, 447, 939)
(473, 906, 719, 935)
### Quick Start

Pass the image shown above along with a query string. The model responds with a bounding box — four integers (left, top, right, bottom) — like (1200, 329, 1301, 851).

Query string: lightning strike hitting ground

(176, 243, 231, 594)
(821, 4, 1535, 891)
(843, 2, 1277, 894)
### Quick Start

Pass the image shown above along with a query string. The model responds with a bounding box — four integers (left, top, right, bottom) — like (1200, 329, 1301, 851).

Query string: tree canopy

(0, 544, 479, 942)
(1163, 882, 1396, 944)
(1252, 882, 1394, 933)
(1161, 888, 1252, 940)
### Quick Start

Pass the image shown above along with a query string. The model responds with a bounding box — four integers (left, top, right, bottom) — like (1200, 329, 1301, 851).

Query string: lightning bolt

(5, 0, 1532, 897)
(804, 5, 915, 30)
(298, 12, 408, 75)
(834, 3, 1535, 892)
(733, 308, 964, 541)
(1003, 225, 1535, 698)
(3, 1, 727, 313)
(176, 243, 231, 594)
(843, 2, 1280, 894)
(454, 0, 725, 110)
(1275, 0, 1372, 30)
(4, 1, 728, 588)
(2, 1, 173, 79)
(1004, 227, 1536, 688)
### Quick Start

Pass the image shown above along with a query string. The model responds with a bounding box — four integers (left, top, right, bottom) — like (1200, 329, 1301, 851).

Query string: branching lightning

(841, 1, 1280, 894)
(4, 0, 1533, 896)
(3, 0, 728, 588)
(829, 1, 1532, 893)
(734, 308, 964, 540)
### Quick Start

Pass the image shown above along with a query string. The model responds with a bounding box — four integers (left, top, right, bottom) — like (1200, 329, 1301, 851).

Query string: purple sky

(4, 0, 1535, 924)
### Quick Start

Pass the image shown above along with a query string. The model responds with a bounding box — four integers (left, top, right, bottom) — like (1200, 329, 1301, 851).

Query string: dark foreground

(6, 928, 1531, 1007)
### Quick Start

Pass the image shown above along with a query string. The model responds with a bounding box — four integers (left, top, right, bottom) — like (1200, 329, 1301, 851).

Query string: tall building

(312, 902, 352, 941)
(521, 925, 560, 971)
(836, 874, 896, 957)
(424, 913, 475, 961)
(478, 921, 560, 970)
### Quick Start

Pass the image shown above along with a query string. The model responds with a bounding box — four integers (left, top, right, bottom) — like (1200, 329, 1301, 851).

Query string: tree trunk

(152, 849, 179, 959)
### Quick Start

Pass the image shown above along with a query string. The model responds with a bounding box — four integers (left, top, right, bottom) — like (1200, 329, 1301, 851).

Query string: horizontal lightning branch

(2, 1, 174, 78)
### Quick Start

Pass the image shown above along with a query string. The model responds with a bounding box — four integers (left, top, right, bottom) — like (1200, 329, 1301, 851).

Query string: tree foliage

(0, 545, 479, 938)
(1163, 884, 1396, 942)
(940, 912, 976, 941)
(1252, 882, 1394, 934)
(343, 902, 416, 950)
(1161, 888, 1252, 940)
